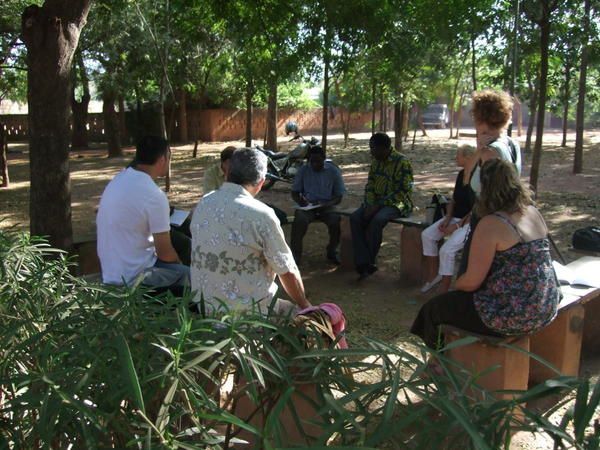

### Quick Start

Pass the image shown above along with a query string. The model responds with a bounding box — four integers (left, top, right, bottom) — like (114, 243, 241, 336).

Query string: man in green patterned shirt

(350, 132, 413, 279)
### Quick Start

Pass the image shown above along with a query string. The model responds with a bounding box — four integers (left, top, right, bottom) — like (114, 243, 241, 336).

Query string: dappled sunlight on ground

(1, 129, 599, 448)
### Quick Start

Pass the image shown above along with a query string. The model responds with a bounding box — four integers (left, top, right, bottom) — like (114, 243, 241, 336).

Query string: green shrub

(0, 230, 598, 449)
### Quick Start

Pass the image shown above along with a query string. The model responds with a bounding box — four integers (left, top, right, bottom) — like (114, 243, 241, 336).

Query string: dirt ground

(1, 128, 599, 447)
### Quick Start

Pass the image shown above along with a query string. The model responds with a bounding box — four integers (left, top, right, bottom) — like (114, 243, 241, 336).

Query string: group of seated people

(95, 88, 560, 356)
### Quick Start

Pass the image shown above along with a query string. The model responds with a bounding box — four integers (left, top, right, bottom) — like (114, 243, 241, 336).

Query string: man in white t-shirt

(97, 136, 189, 292)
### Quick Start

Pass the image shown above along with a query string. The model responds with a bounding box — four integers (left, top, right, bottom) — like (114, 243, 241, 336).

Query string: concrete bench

(335, 207, 429, 284)
(439, 258, 600, 395)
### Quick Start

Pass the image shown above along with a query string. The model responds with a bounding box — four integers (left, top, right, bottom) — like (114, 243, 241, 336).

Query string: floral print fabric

(473, 237, 559, 335)
(190, 182, 297, 312)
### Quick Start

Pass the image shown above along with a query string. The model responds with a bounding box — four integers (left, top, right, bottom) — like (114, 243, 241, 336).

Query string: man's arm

(317, 194, 342, 208)
(382, 158, 413, 209)
(278, 270, 311, 309)
(153, 231, 181, 263)
(292, 190, 308, 206)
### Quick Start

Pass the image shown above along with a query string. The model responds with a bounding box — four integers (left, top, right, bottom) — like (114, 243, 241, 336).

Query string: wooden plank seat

(438, 257, 600, 395)
(441, 325, 530, 399)
(336, 207, 429, 284)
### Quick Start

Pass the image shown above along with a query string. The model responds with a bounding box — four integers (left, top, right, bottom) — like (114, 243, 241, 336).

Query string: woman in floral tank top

(411, 159, 560, 350)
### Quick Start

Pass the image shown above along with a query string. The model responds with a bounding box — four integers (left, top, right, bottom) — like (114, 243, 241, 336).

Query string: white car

(422, 104, 449, 128)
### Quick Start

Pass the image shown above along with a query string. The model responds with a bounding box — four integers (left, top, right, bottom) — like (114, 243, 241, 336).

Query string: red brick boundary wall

(1, 107, 380, 143)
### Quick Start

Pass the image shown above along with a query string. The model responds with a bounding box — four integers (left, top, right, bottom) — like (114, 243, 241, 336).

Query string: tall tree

(573, 0, 591, 174)
(70, 49, 90, 149)
(525, 0, 558, 193)
(21, 0, 92, 250)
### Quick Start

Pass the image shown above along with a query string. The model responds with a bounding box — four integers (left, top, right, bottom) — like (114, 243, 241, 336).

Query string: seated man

(190, 147, 311, 314)
(350, 132, 413, 279)
(203, 145, 236, 194)
(96, 136, 190, 293)
(290, 145, 345, 264)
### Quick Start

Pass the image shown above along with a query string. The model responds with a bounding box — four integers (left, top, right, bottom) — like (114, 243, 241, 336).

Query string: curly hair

(476, 159, 532, 216)
(471, 89, 513, 130)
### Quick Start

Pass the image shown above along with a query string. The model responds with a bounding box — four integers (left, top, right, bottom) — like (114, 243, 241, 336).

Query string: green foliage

(1, 230, 600, 449)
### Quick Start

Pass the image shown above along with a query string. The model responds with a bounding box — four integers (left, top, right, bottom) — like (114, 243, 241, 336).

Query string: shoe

(326, 251, 340, 265)
(420, 274, 443, 293)
(357, 264, 378, 281)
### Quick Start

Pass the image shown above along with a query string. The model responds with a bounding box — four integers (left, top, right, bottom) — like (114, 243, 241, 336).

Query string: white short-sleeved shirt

(190, 182, 297, 312)
(97, 167, 170, 285)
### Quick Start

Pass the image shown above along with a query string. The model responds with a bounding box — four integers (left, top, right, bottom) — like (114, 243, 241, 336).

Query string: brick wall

(1, 107, 378, 143)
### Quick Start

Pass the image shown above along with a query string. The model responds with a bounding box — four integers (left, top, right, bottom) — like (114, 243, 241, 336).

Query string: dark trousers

(350, 205, 402, 269)
(410, 290, 502, 349)
(171, 216, 192, 266)
(290, 207, 341, 260)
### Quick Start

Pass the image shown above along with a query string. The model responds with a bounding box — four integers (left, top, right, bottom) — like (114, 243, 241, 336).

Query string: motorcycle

(257, 136, 320, 190)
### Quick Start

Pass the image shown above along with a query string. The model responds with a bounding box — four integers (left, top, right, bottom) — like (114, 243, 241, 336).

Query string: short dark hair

(369, 132, 391, 150)
(221, 146, 236, 163)
(307, 145, 326, 159)
(135, 136, 168, 165)
(227, 148, 267, 186)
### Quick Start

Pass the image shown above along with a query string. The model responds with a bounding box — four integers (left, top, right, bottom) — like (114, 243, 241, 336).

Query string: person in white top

(190, 147, 311, 314)
(96, 136, 189, 293)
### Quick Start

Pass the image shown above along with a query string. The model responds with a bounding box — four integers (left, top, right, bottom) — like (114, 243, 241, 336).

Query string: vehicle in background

(422, 104, 449, 128)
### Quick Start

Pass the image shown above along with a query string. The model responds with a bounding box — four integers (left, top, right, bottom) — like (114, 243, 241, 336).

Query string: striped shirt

(364, 151, 413, 215)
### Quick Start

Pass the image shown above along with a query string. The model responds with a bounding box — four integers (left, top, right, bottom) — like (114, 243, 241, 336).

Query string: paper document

(170, 209, 189, 227)
(552, 260, 600, 288)
(294, 203, 322, 211)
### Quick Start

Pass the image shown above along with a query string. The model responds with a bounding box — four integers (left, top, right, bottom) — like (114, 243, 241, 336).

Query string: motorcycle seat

(263, 150, 288, 160)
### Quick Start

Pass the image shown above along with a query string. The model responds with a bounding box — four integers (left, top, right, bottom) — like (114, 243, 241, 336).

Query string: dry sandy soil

(1, 128, 599, 447)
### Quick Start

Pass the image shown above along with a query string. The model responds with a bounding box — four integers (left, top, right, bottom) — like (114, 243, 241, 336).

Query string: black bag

(572, 226, 600, 252)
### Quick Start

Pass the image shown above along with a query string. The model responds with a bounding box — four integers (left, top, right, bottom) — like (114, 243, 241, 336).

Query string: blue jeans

(141, 259, 190, 290)
(350, 205, 402, 269)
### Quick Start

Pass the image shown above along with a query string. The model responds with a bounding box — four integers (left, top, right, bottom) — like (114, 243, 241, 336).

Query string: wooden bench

(72, 236, 101, 276)
(442, 326, 530, 399)
(336, 207, 429, 284)
(440, 257, 600, 394)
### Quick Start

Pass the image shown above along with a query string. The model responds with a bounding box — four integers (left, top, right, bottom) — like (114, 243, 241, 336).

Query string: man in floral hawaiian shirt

(190, 147, 311, 314)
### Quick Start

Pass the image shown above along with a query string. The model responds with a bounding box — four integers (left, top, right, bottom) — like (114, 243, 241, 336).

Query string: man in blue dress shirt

(290, 145, 346, 265)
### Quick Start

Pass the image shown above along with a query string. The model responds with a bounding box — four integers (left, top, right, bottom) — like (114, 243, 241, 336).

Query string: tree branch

(0, 65, 27, 71)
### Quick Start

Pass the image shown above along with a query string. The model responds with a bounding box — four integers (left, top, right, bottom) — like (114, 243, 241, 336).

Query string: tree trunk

(379, 86, 385, 131)
(402, 104, 409, 141)
(394, 101, 402, 151)
(471, 31, 477, 91)
(371, 80, 376, 134)
(454, 92, 466, 138)
(70, 50, 89, 149)
(525, 75, 538, 153)
(449, 75, 460, 138)
(561, 64, 571, 147)
(507, 0, 520, 137)
(574, 0, 590, 174)
(118, 95, 127, 144)
(514, 95, 523, 136)
(0, 124, 8, 187)
(416, 105, 427, 137)
(343, 111, 351, 147)
(529, 5, 552, 193)
(178, 89, 188, 142)
(266, 78, 278, 151)
(245, 81, 253, 147)
(21, 1, 92, 250)
(103, 90, 122, 157)
(321, 52, 330, 151)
